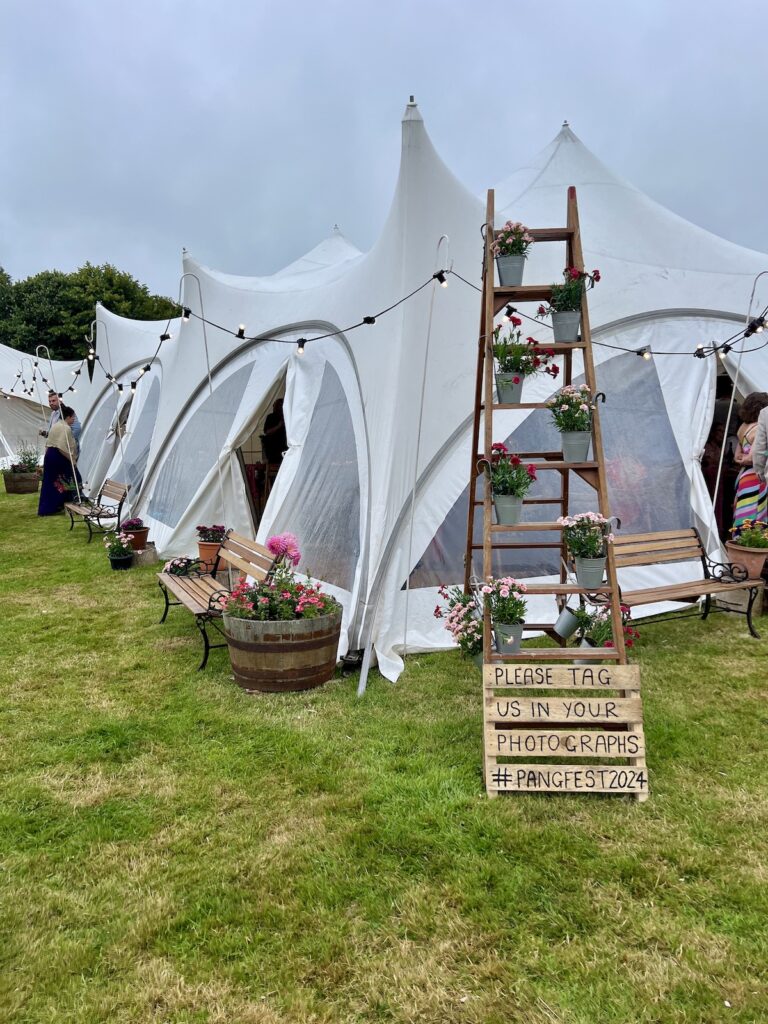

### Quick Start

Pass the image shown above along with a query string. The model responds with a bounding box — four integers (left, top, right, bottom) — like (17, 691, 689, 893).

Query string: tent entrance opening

(237, 383, 286, 528)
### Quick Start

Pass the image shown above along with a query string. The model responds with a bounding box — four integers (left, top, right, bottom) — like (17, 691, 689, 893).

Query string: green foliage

(730, 520, 768, 548)
(0, 263, 177, 359)
(4, 442, 39, 474)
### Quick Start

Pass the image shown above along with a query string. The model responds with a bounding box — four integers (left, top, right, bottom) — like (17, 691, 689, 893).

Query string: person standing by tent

(40, 391, 81, 454)
(732, 392, 768, 528)
(38, 405, 82, 516)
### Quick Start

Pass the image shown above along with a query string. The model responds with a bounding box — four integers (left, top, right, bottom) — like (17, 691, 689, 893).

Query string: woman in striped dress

(733, 392, 768, 529)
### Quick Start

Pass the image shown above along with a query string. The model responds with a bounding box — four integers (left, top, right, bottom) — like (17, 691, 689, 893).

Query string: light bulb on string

(182, 308, 191, 322)
(297, 339, 306, 356)
(503, 305, 515, 322)
(433, 270, 448, 287)
(236, 325, 246, 339)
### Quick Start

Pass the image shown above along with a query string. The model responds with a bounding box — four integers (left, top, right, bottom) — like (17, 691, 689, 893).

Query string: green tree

(0, 263, 178, 359)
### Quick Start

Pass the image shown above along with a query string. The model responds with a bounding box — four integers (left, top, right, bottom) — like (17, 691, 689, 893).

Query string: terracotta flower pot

(126, 527, 149, 551)
(197, 540, 222, 571)
(725, 540, 768, 579)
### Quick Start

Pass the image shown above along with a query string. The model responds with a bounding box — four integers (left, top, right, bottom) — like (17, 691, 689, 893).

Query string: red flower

(491, 442, 508, 453)
(512, 375, 521, 384)
(526, 464, 537, 478)
(511, 315, 522, 327)
(537, 304, 547, 316)
(568, 267, 581, 281)
(510, 454, 521, 467)
(592, 269, 601, 282)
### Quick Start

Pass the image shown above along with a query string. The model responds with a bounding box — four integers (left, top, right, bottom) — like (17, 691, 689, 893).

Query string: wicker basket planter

(3, 471, 40, 494)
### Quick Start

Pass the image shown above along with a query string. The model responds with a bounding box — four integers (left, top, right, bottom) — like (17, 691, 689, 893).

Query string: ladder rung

(527, 228, 575, 242)
(471, 498, 565, 507)
(494, 285, 553, 305)
(490, 522, 563, 531)
(523, 585, 611, 594)
(471, 542, 562, 550)
(528, 461, 597, 471)
(485, 648, 621, 662)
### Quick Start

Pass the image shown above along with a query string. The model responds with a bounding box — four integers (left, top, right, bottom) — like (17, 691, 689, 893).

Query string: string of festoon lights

(0, 269, 453, 399)
(3, 267, 767, 398)
(451, 265, 768, 361)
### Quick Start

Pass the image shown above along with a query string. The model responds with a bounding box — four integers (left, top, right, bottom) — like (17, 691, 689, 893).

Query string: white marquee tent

(4, 101, 768, 680)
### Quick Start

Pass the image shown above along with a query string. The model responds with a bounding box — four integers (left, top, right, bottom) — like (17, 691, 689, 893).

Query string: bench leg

(195, 616, 212, 670)
(86, 519, 94, 543)
(701, 593, 712, 621)
(158, 580, 171, 623)
(746, 587, 761, 639)
(68, 510, 76, 531)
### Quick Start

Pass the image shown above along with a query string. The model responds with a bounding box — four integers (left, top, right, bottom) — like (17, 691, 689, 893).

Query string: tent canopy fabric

(4, 104, 767, 679)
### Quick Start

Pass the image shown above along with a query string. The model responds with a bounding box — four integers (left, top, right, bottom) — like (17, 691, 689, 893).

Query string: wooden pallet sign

(483, 663, 649, 800)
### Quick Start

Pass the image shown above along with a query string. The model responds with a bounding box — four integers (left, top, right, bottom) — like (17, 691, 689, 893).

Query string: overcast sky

(2, 0, 767, 297)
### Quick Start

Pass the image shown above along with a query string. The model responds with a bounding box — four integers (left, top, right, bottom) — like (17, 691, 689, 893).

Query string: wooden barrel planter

(3, 472, 40, 494)
(222, 608, 342, 693)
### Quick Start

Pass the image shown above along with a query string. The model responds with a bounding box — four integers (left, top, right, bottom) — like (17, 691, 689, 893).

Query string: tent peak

(402, 96, 422, 122)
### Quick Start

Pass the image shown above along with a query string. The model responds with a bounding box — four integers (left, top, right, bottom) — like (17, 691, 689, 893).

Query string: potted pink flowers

(434, 585, 483, 666)
(547, 384, 596, 462)
(481, 577, 528, 654)
(537, 267, 601, 342)
(557, 512, 615, 589)
(492, 221, 534, 286)
(492, 322, 559, 404)
(489, 442, 537, 525)
(104, 531, 135, 570)
(221, 534, 342, 693)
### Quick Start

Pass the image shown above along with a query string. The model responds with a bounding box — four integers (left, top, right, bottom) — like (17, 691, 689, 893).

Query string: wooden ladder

(465, 187, 648, 800)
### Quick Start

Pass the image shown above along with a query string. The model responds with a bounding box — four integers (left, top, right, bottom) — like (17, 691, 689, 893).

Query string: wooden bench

(157, 531, 280, 669)
(64, 478, 129, 542)
(612, 528, 764, 638)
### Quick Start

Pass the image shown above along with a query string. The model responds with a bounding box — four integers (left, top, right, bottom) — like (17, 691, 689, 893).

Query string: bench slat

(101, 480, 129, 501)
(614, 536, 703, 556)
(615, 529, 698, 546)
(218, 549, 272, 580)
(616, 548, 703, 568)
(220, 535, 275, 573)
(623, 578, 763, 605)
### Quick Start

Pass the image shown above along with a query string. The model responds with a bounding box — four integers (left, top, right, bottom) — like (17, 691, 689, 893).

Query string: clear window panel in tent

(148, 368, 251, 528)
(78, 392, 120, 487)
(110, 376, 161, 495)
(268, 363, 361, 591)
(408, 352, 691, 587)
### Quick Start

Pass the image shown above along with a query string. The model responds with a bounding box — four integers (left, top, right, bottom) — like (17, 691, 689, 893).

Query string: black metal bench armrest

(207, 589, 232, 615)
(705, 557, 749, 584)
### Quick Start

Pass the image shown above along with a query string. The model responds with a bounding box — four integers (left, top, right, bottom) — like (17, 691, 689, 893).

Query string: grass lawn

(1, 491, 766, 1023)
